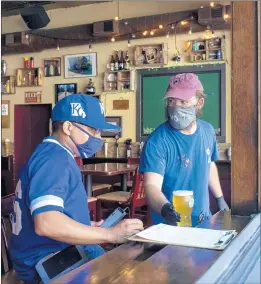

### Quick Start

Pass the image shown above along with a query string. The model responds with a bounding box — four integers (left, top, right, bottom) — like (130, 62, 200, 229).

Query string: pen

(214, 232, 234, 246)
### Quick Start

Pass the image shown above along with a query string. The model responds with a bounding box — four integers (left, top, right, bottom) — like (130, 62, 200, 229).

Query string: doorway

(14, 104, 52, 183)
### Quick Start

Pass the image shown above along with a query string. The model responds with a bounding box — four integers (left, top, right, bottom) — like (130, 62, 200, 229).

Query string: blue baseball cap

(52, 94, 121, 132)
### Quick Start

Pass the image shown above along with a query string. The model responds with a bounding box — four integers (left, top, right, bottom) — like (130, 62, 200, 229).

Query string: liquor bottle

(119, 51, 124, 70)
(114, 51, 119, 71)
(110, 55, 115, 71)
(123, 52, 126, 70)
(124, 52, 130, 70)
(34, 69, 38, 85)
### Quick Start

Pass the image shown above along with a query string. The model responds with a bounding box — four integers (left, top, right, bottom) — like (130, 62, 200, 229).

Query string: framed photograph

(101, 116, 122, 138)
(55, 83, 77, 102)
(64, 53, 97, 78)
(44, 58, 61, 77)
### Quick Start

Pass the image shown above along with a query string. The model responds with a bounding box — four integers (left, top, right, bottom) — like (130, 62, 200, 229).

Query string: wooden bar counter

(52, 212, 250, 284)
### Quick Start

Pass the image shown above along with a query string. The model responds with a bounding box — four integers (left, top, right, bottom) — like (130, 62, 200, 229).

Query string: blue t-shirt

(9, 137, 103, 281)
(139, 120, 219, 227)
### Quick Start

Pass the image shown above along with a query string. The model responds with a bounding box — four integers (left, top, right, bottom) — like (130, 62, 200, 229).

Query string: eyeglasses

(89, 127, 101, 137)
(166, 97, 197, 107)
(72, 122, 101, 137)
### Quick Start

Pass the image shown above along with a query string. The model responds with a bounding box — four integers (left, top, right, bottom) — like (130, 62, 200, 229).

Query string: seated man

(10, 94, 143, 284)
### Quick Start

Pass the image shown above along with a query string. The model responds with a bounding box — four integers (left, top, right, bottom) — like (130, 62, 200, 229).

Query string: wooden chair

(88, 197, 97, 222)
(1, 194, 22, 284)
(92, 183, 112, 197)
(96, 169, 149, 225)
(112, 180, 133, 191)
(1, 156, 16, 197)
(112, 157, 139, 191)
(75, 157, 113, 197)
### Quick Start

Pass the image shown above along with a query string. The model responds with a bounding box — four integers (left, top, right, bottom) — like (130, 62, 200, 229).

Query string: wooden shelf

(1, 76, 16, 94)
(191, 49, 207, 52)
(107, 70, 131, 73)
(134, 43, 168, 66)
(188, 37, 225, 62)
(16, 67, 43, 87)
(104, 70, 133, 92)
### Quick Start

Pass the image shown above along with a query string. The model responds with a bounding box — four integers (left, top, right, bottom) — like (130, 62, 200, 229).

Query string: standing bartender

(139, 73, 229, 227)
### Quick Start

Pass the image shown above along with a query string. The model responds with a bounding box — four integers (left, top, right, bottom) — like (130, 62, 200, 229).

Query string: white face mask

(168, 106, 196, 130)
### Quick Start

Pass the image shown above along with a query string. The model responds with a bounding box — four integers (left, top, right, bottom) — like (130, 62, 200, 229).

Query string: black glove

(161, 203, 181, 226)
(216, 196, 229, 211)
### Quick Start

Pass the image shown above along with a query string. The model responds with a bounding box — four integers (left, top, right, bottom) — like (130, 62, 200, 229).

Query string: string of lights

(24, 1, 230, 51)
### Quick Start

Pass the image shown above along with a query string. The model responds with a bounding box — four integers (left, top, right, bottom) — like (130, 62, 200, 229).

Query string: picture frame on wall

(64, 53, 97, 78)
(44, 58, 61, 77)
(55, 83, 77, 102)
(101, 116, 122, 138)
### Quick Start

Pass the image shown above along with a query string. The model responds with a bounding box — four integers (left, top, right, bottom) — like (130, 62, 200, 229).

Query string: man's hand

(161, 203, 181, 226)
(108, 219, 144, 243)
(216, 196, 229, 211)
(91, 220, 104, 227)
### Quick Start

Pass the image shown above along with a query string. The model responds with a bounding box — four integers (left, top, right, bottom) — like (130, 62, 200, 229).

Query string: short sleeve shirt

(9, 137, 92, 281)
(139, 120, 219, 226)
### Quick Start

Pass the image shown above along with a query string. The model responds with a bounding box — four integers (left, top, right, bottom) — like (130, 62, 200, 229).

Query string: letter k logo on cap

(70, 103, 86, 118)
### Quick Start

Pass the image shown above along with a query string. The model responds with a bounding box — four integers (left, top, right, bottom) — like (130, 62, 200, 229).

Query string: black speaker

(21, 6, 50, 30)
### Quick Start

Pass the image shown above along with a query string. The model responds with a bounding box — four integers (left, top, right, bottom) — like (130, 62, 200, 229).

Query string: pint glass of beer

(172, 190, 194, 227)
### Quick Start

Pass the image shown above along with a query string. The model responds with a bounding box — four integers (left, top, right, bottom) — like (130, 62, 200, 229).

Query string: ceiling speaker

(21, 6, 50, 30)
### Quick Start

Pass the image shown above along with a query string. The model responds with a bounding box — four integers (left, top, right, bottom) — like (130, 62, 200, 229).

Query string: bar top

(51, 212, 250, 284)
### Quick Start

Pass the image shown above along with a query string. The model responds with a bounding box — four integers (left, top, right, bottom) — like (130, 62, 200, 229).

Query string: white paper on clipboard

(128, 224, 237, 250)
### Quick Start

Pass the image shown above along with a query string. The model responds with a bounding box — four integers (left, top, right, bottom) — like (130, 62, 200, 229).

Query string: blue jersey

(139, 120, 219, 227)
(9, 137, 103, 281)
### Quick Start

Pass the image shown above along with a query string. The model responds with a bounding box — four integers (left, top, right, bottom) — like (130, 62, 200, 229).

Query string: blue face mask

(70, 123, 104, 158)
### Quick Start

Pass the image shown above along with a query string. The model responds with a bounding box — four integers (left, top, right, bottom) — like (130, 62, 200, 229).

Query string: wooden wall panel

(231, 2, 259, 215)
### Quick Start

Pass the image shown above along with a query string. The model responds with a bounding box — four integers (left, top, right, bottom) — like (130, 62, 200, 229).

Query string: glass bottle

(24, 57, 29, 68)
(110, 55, 115, 71)
(34, 70, 38, 85)
(114, 51, 119, 71)
(30, 57, 34, 68)
(119, 51, 124, 70)
(124, 52, 130, 70)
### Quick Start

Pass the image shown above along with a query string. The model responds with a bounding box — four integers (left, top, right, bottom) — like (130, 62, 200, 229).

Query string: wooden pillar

(257, 1, 261, 212)
(231, 2, 259, 215)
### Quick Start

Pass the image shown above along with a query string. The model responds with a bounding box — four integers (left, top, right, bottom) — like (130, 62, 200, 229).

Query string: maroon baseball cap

(163, 73, 204, 100)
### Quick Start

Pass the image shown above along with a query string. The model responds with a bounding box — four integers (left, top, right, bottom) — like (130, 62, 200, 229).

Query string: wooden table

(83, 156, 140, 165)
(51, 212, 251, 284)
(80, 163, 138, 196)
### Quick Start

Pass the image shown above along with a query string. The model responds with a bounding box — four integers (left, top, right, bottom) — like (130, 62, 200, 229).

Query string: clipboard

(128, 224, 237, 251)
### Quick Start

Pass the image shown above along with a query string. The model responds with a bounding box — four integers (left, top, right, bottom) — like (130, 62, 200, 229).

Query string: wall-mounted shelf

(134, 43, 168, 67)
(16, 68, 43, 87)
(104, 70, 134, 92)
(1, 76, 16, 94)
(188, 37, 226, 62)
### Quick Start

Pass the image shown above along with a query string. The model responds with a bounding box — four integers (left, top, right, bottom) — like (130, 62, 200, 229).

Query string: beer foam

(173, 190, 193, 196)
